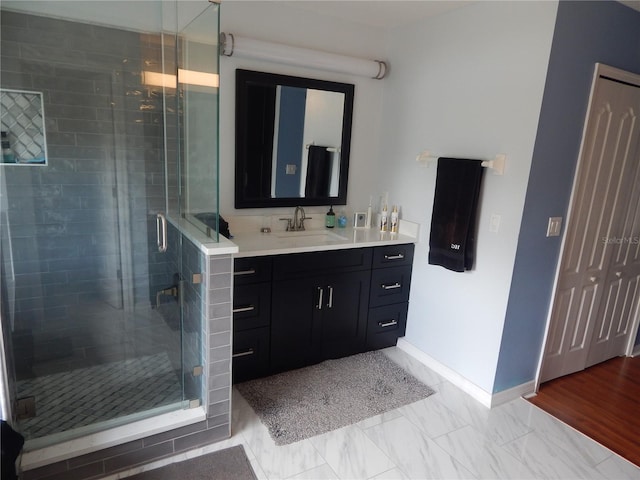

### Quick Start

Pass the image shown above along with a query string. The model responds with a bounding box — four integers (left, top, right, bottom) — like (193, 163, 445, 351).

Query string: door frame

(534, 63, 640, 392)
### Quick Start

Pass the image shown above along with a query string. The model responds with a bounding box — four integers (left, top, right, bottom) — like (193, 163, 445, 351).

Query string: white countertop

(231, 220, 419, 258)
(167, 215, 239, 256)
(170, 214, 418, 258)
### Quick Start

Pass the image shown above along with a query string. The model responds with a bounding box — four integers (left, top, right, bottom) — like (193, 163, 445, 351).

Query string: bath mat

(128, 445, 257, 480)
(236, 350, 435, 445)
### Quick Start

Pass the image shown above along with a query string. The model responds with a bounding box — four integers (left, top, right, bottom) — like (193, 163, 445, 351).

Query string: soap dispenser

(325, 206, 336, 228)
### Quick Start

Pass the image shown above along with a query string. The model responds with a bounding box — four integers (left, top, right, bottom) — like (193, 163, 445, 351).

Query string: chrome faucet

(294, 206, 306, 231)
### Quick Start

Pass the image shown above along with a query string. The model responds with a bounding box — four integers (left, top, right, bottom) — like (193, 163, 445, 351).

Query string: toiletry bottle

(380, 205, 388, 232)
(325, 206, 336, 228)
(1, 132, 15, 164)
(390, 206, 399, 233)
(365, 196, 373, 228)
(337, 211, 347, 228)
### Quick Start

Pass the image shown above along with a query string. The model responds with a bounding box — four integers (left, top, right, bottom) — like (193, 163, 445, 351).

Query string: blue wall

(494, 0, 640, 393)
(274, 86, 306, 197)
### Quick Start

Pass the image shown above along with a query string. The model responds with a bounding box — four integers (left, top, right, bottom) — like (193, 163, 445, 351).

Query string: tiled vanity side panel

(206, 254, 233, 425)
(21, 243, 233, 480)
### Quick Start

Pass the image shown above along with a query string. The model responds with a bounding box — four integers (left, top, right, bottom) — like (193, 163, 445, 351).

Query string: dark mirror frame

(235, 69, 355, 208)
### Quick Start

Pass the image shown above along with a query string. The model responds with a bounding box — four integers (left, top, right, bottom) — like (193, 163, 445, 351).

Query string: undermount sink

(275, 230, 346, 241)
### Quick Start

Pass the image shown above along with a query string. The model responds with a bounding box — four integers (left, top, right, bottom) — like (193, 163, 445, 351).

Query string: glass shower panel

(178, 6, 221, 242)
(0, 1, 191, 444)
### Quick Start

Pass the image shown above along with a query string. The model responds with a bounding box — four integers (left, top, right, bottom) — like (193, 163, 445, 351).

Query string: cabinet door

(233, 283, 271, 332)
(271, 277, 322, 373)
(369, 265, 412, 307)
(321, 270, 370, 359)
(367, 303, 408, 350)
(372, 244, 415, 269)
(234, 256, 272, 285)
(233, 327, 270, 383)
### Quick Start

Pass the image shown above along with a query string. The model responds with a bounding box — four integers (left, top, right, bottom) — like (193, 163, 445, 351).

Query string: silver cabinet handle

(381, 282, 401, 290)
(327, 286, 333, 308)
(316, 287, 324, 310)
(234, 268, 256, 276)
(384, 253, 404, 260)
(378, 319, 398, 328)
(232, 305, 255, 313)
(232, 348, 254, 358)
(156, 213, 167, 253)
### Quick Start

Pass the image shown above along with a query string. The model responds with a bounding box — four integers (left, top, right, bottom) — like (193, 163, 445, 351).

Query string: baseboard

(396, 339, 493, 408)
(396, 339, 535, 408)
(489, 380, 536, 407)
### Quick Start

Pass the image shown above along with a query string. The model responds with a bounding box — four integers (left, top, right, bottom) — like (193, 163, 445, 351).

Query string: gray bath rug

(128, 445, 257, 480)
(236, 350, 435, 445)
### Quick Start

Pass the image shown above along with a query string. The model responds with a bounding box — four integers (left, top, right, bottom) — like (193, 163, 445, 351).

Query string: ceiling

(275, 0, 473, 29)
(4, 1, 640, 33)
(246, 0, 640, 29)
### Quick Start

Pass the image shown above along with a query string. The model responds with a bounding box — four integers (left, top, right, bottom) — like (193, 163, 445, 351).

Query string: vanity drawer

(366, 303, 408, 350)
(234, 256, 272, 285)
(369, 265, 412, 307)
(232, 327, 270, 383)
(372, 244, 415, 269)
(273, 247, 373, 280)
(233, 283, 271, 332)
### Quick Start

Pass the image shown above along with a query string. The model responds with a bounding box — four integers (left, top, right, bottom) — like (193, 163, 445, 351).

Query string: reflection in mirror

(235, 69, 354, 208)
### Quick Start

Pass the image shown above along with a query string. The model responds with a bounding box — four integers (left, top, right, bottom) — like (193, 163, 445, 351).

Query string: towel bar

(415, 151, 506, 175)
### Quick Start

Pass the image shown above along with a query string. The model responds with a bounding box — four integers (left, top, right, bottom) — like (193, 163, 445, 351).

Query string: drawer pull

(381, 282, 401, 290)
(233, 348, 255, 358)
(234, 268, 256, 276)
(378, 319, 398, 328)
(384, 253, 405, 260)
(232, 305, 255, 313)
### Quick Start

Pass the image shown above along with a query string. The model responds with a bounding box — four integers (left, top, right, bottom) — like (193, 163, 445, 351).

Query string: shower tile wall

(0, 11, 173, 379)
(20, 239, 233, 480)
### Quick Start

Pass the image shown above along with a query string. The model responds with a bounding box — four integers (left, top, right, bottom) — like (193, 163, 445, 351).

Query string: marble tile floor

(114, 347, 640, 480)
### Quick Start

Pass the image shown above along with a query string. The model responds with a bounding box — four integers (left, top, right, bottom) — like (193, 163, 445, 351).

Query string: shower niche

(0, 88, 47, 165)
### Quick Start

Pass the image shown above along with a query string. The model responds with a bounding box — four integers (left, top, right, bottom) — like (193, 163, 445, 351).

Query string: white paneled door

(540, 65, 640, 383)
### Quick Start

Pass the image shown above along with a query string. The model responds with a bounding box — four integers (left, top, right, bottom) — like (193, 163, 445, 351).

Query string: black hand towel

(305, 145, 332, 198)
(428, 158, 484, 272)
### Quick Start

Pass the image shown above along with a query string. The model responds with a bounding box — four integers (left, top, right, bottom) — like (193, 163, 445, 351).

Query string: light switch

(285, 164, 297, 175)
(547, 217, 563, 237)
(489, 214, 501, 233)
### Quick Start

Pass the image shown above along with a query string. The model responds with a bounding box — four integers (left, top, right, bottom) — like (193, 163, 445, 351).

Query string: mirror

(235, 69, 354, 208)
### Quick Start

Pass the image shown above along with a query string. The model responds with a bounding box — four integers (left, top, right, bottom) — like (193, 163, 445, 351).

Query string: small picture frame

(353, 212, 367, 228)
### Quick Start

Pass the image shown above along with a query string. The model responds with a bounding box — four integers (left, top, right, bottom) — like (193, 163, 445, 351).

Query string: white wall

(378, 1, 557, 393)
(221, 1, 560, 394)
(219, 1, 387, 219)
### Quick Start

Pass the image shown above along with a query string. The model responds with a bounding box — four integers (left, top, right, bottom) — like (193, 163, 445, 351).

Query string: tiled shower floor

(16, 353, 182, 439)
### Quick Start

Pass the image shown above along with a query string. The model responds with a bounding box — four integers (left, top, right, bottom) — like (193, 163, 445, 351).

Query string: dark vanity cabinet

(231, 257, 272, 383)
(366, 244, 414, 350)
(231, 244, 414, 382)
(270, 249, 372, 373)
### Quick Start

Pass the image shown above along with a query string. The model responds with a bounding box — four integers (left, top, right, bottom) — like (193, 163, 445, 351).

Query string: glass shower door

(0, 1, 190, 444)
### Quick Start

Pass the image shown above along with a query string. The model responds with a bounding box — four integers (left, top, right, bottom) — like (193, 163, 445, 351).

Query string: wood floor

(528, 355, 640, 467)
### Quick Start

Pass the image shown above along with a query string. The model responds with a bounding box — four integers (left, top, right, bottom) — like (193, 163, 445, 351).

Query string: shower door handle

(157, 213, 167, 253)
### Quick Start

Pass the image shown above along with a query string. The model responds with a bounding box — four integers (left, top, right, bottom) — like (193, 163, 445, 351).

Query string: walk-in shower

(0, 0, 220, 454)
